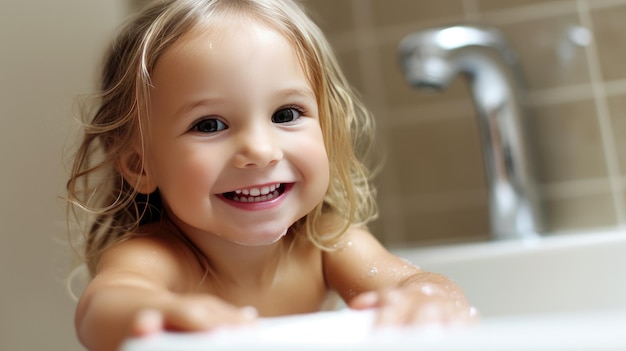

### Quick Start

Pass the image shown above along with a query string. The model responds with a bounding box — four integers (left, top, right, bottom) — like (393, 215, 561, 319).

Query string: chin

(233, 227, 289, 247)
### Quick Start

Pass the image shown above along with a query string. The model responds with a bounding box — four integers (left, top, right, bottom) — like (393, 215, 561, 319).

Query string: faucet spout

(398, 25, 543, 240)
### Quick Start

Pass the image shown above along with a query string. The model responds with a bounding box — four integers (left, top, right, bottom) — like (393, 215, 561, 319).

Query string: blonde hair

(66, 0, 377, 276)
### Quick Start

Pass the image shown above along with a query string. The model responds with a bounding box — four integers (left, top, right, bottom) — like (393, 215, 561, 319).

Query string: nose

(232, 124, 283, 169)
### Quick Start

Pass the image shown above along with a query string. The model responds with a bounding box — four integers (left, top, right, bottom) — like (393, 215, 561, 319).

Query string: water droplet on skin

(368, 267, 378, 277)
(421, 284, 435, 296)
(347, 289, 357, 298)
(469, 306, 479, 318)
(332, 241, 353, 251)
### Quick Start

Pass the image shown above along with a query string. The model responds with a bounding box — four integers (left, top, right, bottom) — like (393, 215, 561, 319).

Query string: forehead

(147, 14, 316, 111)
(158, 12, 312, 78)
(166, 12, 311, 73)
(157, 19, 292, 75)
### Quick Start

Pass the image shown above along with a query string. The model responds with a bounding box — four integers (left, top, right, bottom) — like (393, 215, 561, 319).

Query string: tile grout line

(540, 177, 614, 199)
(352, 0, 408, 244)
(526, 78, 626, 105)
(388, 176, 615, 216)
(604, 79, 626, 95)
(400, 189, 488, 214)
(379, 79, 626, 131)
(481, 0, 578, 25)
(351, 0, 385, 108)
(577, 0, 626, 225)
(588, 0, 626, 10)
(525, 84, 594, 107)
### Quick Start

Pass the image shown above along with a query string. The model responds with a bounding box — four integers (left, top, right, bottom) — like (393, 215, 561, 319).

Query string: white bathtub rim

(392, 226, 626, 265)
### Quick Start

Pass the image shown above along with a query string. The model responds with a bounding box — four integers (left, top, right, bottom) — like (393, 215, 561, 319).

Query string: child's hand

(131, 294, 258, 336)
(349, 283, 478, 328)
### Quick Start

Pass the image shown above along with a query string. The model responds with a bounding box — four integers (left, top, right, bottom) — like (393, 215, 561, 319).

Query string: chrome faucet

(398, 25, 543, 240)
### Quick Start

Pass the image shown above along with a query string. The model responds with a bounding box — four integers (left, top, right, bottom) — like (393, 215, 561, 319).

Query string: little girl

(66, 0, 476, 350)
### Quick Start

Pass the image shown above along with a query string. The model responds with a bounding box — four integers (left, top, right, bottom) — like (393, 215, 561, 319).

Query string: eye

(271, 107, 303, 124)
(191, 118, 228, 133)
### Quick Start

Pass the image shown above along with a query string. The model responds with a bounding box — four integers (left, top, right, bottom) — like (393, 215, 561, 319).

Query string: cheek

(318, 146, 330, 187)
(147, 143, 217, 196)
(303, 133, 330, 191)
(320, 157, 331, 197)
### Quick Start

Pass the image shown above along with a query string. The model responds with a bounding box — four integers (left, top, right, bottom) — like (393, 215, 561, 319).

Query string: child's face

(143, 18, 330, 246)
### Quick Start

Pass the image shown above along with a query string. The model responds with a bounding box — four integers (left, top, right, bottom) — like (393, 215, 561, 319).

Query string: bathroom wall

(1, 1, 128, 350)
(301, 0, 626, 246)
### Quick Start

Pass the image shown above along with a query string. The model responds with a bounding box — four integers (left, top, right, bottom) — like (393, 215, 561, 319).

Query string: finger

(164, 303, 257, 332)
(410, 302, 446, 326)
(376, 291, 412, 326)
(348, 292, 379, 310)
(408, 300, 479, 327)
(445, 304, 481, 327)
(132, 309, 164, 337)
(467, 306, 480, 323)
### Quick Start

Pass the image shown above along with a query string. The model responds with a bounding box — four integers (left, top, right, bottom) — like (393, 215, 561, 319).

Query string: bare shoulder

(95, 223, 203, 292)
(323, 226, 421, 301)
(323, 226, 389, 261)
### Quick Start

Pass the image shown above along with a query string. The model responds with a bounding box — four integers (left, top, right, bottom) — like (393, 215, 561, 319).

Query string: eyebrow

(176, 95, 225, 117)
(274, 86, 316, 101)
(176, 86, 316, 116)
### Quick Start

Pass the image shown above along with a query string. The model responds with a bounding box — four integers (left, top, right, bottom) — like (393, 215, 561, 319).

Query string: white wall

(0, 1, 126, 349)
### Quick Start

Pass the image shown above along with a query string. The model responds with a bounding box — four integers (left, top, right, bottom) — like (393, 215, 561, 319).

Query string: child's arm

(323, 227, 477, 327)
(75, 236, 255, 351)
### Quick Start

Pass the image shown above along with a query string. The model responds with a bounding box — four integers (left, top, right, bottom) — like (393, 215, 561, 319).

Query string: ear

(116, 147, 157, 195)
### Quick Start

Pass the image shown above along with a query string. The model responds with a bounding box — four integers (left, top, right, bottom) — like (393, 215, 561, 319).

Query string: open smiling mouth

(222, 183, 287, 203)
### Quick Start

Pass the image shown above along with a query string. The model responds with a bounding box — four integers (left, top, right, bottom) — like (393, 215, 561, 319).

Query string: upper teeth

(234, 183, 280, 196)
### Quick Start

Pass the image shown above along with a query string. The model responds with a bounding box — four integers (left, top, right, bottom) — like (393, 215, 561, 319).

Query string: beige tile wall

(303, 0, 626, 246)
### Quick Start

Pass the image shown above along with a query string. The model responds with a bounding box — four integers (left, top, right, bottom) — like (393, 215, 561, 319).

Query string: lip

(218, 183, 293, 211)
